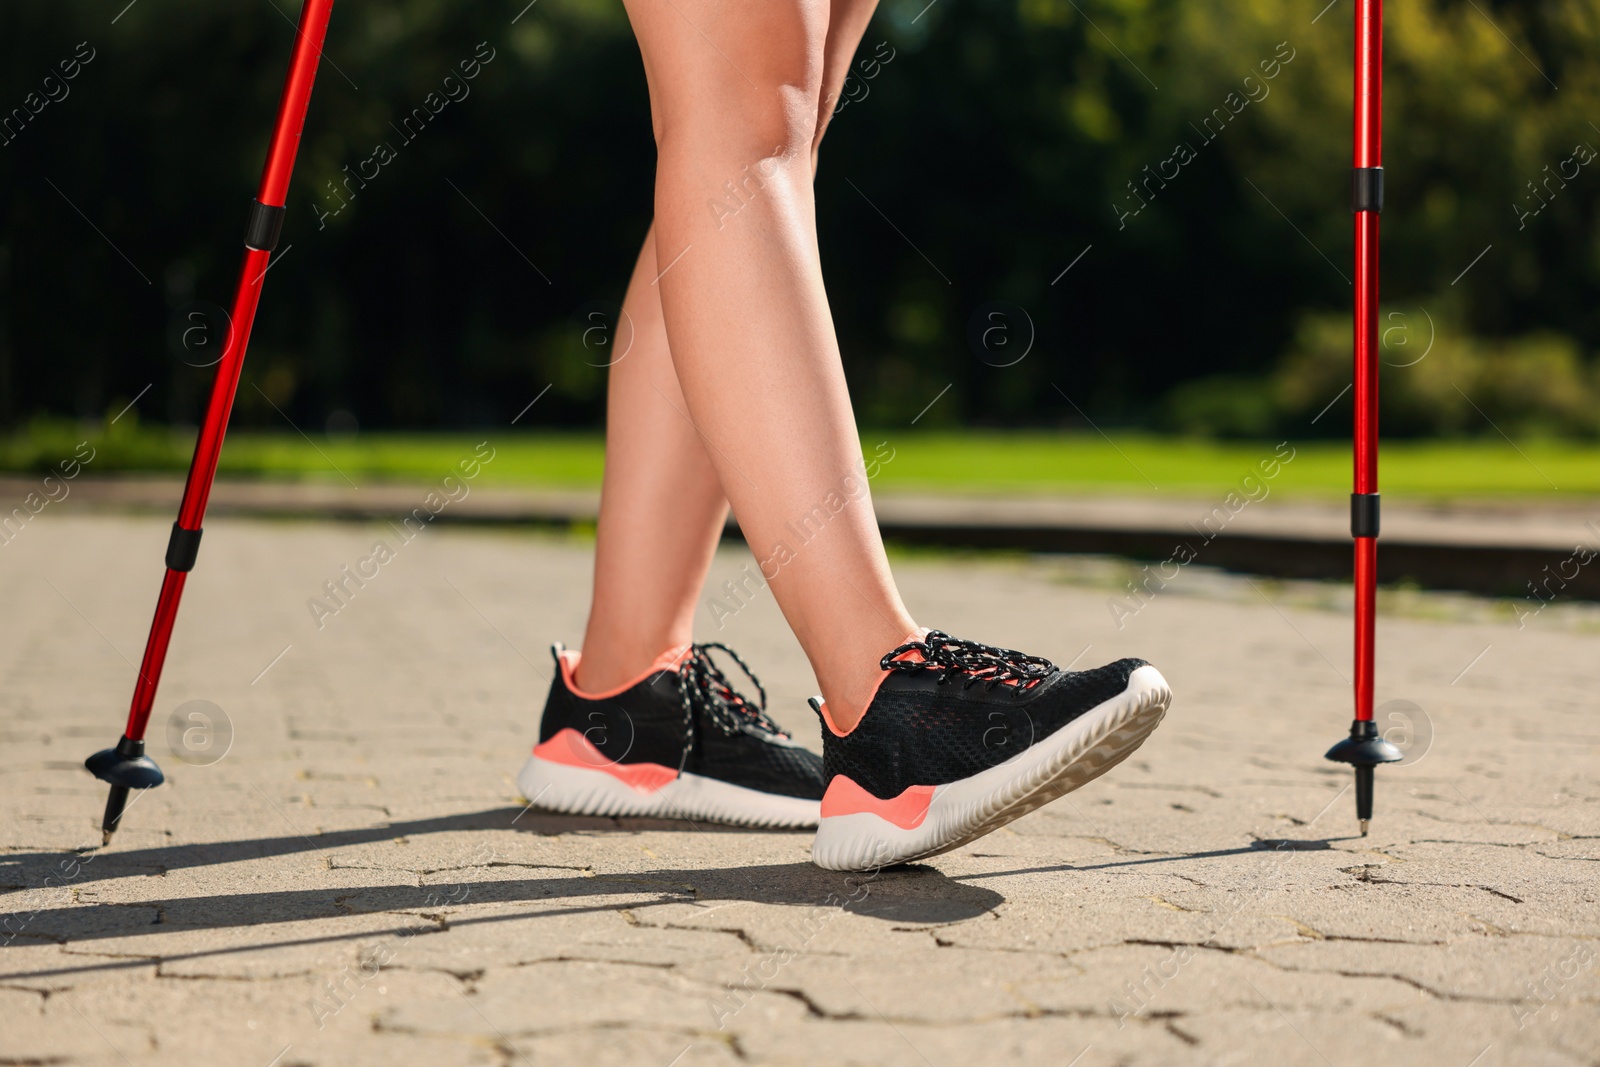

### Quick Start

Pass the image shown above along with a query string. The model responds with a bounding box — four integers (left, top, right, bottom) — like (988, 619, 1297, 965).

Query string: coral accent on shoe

(814, 627, 930, 738)
(559, 644, 692, 700)
(531, 728, 679, 794)
(820, 775, 936, 829)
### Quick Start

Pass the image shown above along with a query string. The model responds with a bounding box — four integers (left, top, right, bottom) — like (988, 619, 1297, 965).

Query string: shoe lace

(678, 642, 785, 738)
(880, 629, 1057, 694)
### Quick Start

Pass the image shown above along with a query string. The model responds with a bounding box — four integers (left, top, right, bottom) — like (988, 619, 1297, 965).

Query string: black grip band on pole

(244, 199, 287, 251)
(1351, 493, 1380, 538)
(165, 523, 204, 572)
(1351, 167, 1384, 213)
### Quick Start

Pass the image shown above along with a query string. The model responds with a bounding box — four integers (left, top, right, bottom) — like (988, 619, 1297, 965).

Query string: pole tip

(1359, 819, 1369, 836)
(99, 784, 130, 846)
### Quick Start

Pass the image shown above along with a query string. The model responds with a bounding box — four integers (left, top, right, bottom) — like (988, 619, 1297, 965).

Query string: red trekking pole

(1325, 0, 1401, 833)
(85, 0, 337, 844)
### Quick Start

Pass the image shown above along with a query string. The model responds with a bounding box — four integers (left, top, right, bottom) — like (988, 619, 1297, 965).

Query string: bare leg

(612, 0, 911, 729)
(579, 0, 893, 720)
(574, 226, 729, 693)
(812, 0, 881, 170)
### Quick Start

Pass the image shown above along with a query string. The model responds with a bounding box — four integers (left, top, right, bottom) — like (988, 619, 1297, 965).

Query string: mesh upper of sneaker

(687, 723, 824, 800)
(821, 650, 1149, 800)
(538, 662, 686, 769)
(537, 643, 823, 801)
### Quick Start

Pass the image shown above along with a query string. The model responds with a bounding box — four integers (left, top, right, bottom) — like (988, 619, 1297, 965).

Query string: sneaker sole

(515, 753, 821, 829)
(811, 664, 1171, 871)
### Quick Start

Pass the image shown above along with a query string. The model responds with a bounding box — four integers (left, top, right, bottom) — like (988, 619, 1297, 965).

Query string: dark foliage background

(1, 0, 1596, 437)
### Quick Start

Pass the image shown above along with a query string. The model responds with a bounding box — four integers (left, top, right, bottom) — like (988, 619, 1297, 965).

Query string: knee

(648, 6, 826, 166)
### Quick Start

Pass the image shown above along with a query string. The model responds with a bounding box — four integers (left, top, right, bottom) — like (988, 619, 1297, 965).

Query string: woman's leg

(574, 225, 729, 694)
(812, 0, 882, 169)
(558, 0, 1172, 864)
(578, 0, 886, 698)
(608, 0, 910, 728)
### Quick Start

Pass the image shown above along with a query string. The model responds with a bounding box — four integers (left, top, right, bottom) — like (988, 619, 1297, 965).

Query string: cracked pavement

(2, 514, 1597, 1066)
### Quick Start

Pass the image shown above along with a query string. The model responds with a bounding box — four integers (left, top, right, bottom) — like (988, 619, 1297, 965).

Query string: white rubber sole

(515, 753, 821, 829)
(811, 664, 1172, 871)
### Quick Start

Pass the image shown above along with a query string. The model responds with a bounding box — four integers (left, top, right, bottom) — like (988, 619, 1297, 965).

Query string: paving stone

(1256, 935, 1600, 1001)
(734, 1014, 1194, 1067)
(382, 957, 808, 1037)
(3, 515, 1598, 1064)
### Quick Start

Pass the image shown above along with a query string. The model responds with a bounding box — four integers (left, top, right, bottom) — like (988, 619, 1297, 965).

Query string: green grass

(867, 434, 1596, 497)
(5, 422, 1599, 498)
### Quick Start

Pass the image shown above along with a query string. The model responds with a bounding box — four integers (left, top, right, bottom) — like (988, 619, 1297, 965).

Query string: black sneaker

(809, 630, 1171, 870)
(516, 642, 824, 828)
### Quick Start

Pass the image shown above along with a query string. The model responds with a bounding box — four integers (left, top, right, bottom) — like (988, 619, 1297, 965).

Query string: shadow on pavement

(946, 837, 1355, 881)
(2, 805, 792, 888)
(1, 806, 1003, 979)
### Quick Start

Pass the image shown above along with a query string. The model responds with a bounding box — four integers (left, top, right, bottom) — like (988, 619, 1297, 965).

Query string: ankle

(571, 640, 691, 696)
(816, 625, 926, 734)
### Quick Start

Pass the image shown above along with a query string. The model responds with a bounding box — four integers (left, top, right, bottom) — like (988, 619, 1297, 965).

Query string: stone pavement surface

(2, 514, 1597, 1067)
